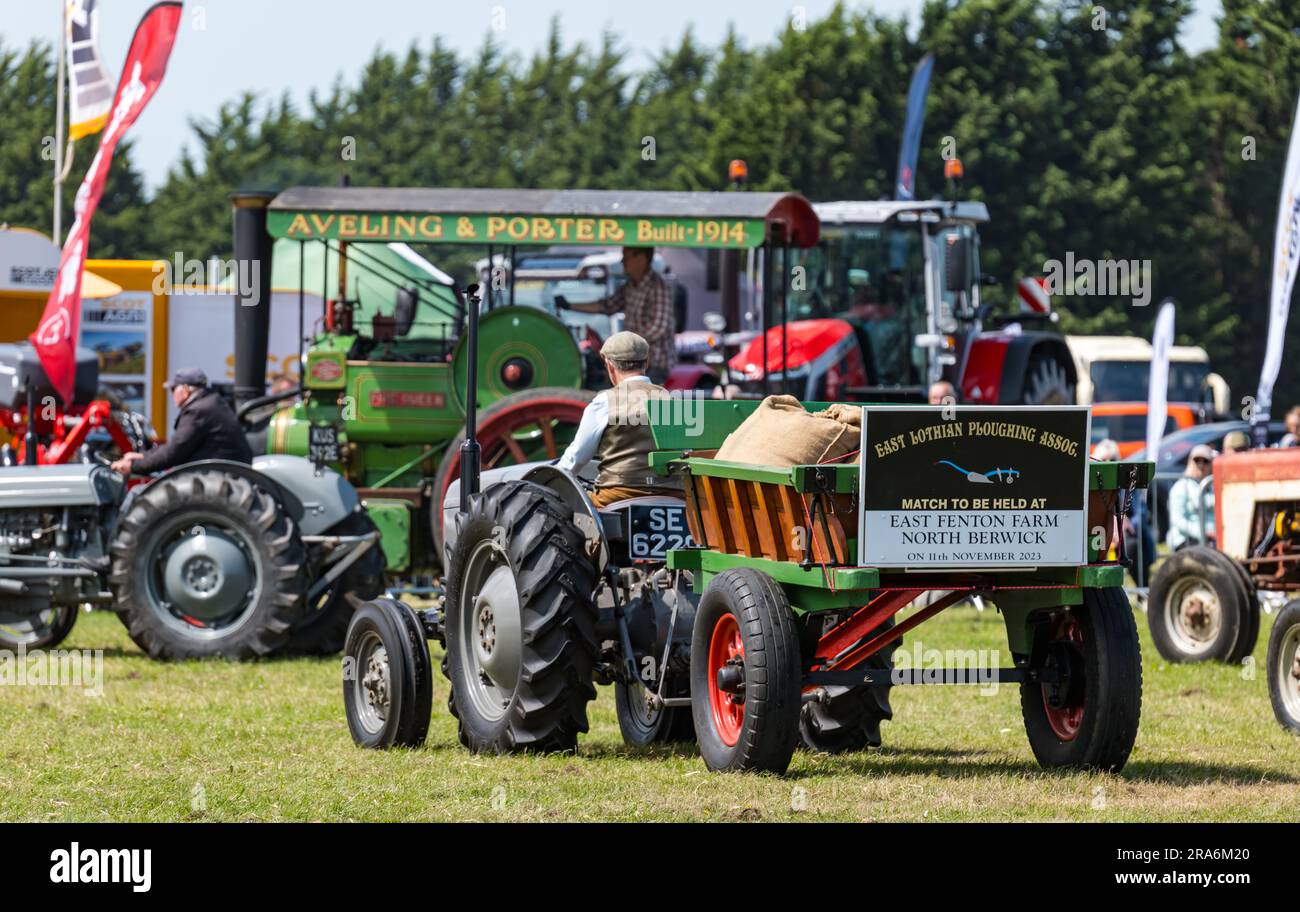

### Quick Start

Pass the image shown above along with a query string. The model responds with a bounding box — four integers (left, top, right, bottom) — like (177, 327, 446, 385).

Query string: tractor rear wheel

(343, 598, 433, 749)
(1268, 600, 1300, 733)
(109, 470, 307, 660)
(1149, 546, 1252, 663)
(431, 387, 593, 568)
(1020, 587, 1141, 772)
(285, 511, 386, 655)
(443, 480, 599, 753)
(691, 568, 802, 774)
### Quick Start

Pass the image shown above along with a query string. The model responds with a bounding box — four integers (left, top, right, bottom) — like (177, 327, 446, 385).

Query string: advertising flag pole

(53, 1, 66, 243)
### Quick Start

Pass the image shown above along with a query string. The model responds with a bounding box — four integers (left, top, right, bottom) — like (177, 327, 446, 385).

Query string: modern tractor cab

(726, 199, 1076, 406)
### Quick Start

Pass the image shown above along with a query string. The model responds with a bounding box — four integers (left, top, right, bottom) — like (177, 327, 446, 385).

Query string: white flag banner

(66, 0, 116, 140)
(1147, 299, 1175, 461)
(1257, 90, 1300, 428)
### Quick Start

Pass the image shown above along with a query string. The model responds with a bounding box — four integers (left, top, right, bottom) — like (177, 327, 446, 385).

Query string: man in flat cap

(111, 367, 253, 476)
(558, 331, 683, 507)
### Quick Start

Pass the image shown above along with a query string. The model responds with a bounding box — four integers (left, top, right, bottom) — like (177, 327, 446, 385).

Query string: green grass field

(1, 600, 1296, 822)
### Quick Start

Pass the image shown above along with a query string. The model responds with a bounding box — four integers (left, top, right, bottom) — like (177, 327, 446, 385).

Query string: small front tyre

(1267, 599, 1300, 734)
(691, 568, 802, 774)
(1020, 586, 1142, 772)
(342, 599, 433, 749)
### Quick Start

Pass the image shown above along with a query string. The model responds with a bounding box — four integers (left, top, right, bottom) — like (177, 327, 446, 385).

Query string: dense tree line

(1, 0, 1298, 408)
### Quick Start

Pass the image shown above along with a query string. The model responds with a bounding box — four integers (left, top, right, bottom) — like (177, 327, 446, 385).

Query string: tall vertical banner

(1146, 299, 1175, 461)
(894, 52, 935, 202)
(1255, 90, 1300, 444)
(66, 0, 116, 140)
(31, 2, 182, 405)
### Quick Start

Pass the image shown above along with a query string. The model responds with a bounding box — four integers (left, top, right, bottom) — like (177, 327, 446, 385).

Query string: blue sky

(4, 0, 1223, 191)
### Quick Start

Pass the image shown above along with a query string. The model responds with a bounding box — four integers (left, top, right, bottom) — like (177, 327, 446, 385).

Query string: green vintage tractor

(231, 188, 816, 643)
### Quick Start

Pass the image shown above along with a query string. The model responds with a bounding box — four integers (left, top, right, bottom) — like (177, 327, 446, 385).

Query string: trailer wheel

(800, 650, 896, 755)
(1149, 546, 1251, 663)
(110, 470, 308, 660)
(691, 568, 802, 774)
(343, 598, 432, 749)
(431, 387, 594, 568)
(615, 680, 695, 747)
(443, 480, 599, 753)
(1020, 587, 1141, 772)
(285, 511, 386, 656)
(1267, 600, 1300, 733)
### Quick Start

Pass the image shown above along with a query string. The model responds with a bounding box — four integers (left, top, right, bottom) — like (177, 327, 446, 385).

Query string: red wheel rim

(436, 396, 589, 539)
(1042, 612, 1085, 741)
(707, 612, 745, 746)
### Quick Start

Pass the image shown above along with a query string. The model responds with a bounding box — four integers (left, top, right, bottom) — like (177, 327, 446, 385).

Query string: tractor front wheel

(1267, 599, 1300, 733)
(1020, 586, 1142, 772)
(443, 480, 599, 753)
(342, 598, 433, 749)
(1149, 546, 1254, 663)
(691, 568, 802, 774)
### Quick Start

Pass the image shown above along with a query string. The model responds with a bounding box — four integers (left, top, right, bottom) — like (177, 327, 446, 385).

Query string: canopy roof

(815, 200, 990, 226)
(267, 187, 820, 250)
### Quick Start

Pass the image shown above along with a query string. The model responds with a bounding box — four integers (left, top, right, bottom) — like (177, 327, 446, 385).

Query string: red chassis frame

(0, 400, 137, 465)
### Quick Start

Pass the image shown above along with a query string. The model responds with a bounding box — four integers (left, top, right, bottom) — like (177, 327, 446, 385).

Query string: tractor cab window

(1091, 361, 1211, 404)
(789, 225, 926, 386)
(933, 222, 980, 332)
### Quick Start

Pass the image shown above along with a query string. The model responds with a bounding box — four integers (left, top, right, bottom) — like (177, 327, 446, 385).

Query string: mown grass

(0, 599, 1296, 822)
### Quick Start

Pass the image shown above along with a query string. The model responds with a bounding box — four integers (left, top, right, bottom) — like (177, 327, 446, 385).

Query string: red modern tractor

(720, 200, 1076, 406)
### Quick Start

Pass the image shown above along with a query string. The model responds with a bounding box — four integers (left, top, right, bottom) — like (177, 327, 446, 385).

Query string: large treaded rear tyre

(1020, 587, 1142, 772)
(285, 511, 386, 656)
(343, 598, 433, 749)
(109, 470, 307, 660)
(1149, 546, 1251, 663)
(691, 568, 802, 774)
(800, 644, 896, 754)
(443, 480, 599, 753)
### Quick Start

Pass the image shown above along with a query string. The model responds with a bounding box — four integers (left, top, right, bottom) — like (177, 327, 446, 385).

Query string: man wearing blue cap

(111, 367, 253, 475)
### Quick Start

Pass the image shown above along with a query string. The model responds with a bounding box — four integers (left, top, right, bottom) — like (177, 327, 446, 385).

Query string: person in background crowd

(111, 368, 253, 475)
(1223, 430, 1250, 453)
(1281, 406, 1300, 447)
(1166, 443, 1216, 550)
(555, 246, 675, 384)
(928, 379, 957, 405)
(1093, 438, 1154, 583)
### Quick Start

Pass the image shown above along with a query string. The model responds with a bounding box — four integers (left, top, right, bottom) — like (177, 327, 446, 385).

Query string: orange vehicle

(1089, 402, 1199, 458)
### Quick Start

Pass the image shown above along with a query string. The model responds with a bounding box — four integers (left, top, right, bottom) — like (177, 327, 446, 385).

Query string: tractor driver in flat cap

(557, 331, 683, 507)
(111, 367, 253, 476)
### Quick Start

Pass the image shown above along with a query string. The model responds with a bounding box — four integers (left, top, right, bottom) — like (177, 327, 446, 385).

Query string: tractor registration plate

(308, 425, 341, 464)
(626, 504, 694, 560)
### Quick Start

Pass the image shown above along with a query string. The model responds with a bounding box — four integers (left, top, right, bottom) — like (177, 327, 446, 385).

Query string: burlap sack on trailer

(714, 395, 862, 467)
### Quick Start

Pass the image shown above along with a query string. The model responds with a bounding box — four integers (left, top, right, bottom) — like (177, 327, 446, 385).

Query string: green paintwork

(450, 306, 582, 412)
(363, 499, 413, 572)
(1088, 461, 1154, 491)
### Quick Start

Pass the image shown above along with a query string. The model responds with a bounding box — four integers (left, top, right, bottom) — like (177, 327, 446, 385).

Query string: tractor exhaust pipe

(459, 283, 482, 514)
(230, 190, 276, 408)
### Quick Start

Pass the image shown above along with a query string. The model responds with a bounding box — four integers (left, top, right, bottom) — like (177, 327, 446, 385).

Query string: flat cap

(600, 331, 649, 362)
(164, 367, 209, 389)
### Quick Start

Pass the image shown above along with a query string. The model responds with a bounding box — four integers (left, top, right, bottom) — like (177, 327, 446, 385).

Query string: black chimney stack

(230, 190, 275, 407)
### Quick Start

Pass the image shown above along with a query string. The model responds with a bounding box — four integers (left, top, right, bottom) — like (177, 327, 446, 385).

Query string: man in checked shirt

(554, 246, 676, 384)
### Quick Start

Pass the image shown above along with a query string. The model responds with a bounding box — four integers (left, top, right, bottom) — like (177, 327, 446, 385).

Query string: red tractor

(720, 200, 1075, 406)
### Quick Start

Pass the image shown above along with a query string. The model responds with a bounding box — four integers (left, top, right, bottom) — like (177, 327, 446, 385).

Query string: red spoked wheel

(707, 612, 745, 747)
(431, 387, 594, 567)
(1041, 612, 1085, 741)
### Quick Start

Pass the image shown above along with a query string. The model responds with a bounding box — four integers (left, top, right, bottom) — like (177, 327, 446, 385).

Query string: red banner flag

(31, 1, 182, 404)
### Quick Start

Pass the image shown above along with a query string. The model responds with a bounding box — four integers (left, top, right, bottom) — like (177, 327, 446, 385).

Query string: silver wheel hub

(1280, 626, 1300, 722)
(362, 649, 390, 722)
(1166, 576, 1221, 655)
(459, 541, 524, 722)
(162, 531, 253, 621)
